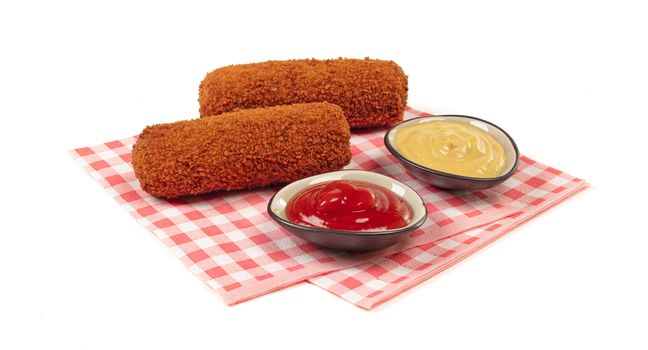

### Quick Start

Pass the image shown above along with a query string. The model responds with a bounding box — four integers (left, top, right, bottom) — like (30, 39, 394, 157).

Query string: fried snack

(199, 58, 408, 128)
(132, 102, 351, 198)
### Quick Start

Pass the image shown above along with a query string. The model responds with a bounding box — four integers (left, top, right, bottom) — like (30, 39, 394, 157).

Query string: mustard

(394, 120, 507, 178)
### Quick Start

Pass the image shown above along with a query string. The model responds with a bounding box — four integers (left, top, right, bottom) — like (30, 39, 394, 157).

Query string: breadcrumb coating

(199, 58, 408, 129)
(132, 103, 351, 198)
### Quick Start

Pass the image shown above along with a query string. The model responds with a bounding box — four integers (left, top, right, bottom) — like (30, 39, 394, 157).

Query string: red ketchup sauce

(285, 180, 412, 231)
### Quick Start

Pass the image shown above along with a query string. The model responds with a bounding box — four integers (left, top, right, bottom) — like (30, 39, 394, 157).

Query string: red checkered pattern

(309, 141, 588, 308)
(69, 106, 587, 308)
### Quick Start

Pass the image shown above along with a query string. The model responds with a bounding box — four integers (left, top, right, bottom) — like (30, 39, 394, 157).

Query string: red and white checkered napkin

(69, 107, 588, 309)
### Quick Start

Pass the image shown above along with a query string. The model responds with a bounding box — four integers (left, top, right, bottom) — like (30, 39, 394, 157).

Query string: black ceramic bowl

(267, 170, 427, 252)
(384, 115, 520, 190)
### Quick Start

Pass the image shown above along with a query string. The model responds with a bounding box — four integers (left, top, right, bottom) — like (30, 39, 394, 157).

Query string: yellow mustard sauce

(394, 120, 508, 178)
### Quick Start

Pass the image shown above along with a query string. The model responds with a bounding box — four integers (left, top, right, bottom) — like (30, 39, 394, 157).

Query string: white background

(1, 1, 647, 349)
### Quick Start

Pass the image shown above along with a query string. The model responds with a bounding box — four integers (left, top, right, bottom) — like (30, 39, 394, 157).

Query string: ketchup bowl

(267, 170, 427, 252)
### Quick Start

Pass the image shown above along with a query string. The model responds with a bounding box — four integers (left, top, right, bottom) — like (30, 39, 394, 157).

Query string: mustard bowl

(384, 115, 519, 190)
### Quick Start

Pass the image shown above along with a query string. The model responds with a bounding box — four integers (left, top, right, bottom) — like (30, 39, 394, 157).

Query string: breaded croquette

(199, 58, 408, 129)
(132, 102, 351, 198)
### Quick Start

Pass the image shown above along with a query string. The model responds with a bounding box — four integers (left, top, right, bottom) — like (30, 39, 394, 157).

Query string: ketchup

(285, 180, 412, 231)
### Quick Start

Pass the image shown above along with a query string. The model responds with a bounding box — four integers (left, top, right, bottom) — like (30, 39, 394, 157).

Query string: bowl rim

(266, 169, 428, 237)
(384, 114, 520, 183)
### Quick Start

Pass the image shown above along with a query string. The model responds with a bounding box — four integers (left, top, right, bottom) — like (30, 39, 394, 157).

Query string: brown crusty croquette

(198, 58, 408, 129)
(132, 102, 351, 198)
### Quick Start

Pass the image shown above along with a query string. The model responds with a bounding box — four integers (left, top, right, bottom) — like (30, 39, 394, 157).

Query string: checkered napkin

(69, 107, 588, 309)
